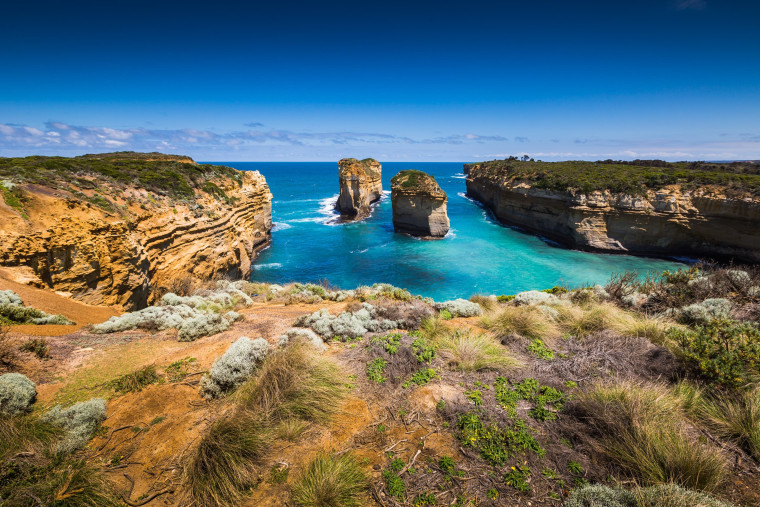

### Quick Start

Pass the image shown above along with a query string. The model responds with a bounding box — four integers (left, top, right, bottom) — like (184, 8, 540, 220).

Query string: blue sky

(1, 0, 758, 161)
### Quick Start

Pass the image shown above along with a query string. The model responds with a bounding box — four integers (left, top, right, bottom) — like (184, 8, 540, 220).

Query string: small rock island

(391, 170, 450, 238)
(335, 157, 383, 220)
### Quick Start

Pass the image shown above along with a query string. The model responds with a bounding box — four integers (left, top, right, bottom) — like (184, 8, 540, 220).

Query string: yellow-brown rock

(0, 153, 272, 310)
(465, 162, 760, 262)
(335, 158, 382, 219)
(391, 170, 449, 238)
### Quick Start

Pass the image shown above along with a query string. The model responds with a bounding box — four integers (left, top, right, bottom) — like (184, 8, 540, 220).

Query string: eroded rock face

(465, 163, 760, 262)
(391, 170, 449, 238)
(0, 157, 272, 310)
(335, 158, 382, 219)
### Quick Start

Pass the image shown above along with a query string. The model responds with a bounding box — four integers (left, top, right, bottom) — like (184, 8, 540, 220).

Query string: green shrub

(411, 337, 436, 363)
(291, 453, 368, 507)
(438, 309, 453, 320)
(494, 377, 565, 421)
(668, 319, 760, 387)
(372, 333, 403, 354)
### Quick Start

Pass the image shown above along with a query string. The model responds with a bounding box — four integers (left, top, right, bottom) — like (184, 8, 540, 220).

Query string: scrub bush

(0, 373, 36, 414)
(294, 303, 398, 340)
(514, 290, 559, 306)
(680, 298, 732, 324)
(279, 328, 327, 351)
(434, 299, 483, 317)
(41, 398, 107, 452)
(200, 337, 270, 399)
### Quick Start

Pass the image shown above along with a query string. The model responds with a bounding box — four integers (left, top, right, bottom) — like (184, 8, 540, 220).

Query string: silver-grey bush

(0, 373, 37, 415)
(200, 336, 270, 399)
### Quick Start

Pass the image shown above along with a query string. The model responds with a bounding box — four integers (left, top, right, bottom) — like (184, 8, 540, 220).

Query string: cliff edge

(465, 158, 760, 262)
(391, 170, 450, 238)
(335, 158, 382, 219)
(0, 152, 272, 310)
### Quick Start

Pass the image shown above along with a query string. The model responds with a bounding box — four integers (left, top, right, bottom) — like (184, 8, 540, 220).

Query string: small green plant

(542, 286, 568, 295)
(402, 368, 439, 389)
(389, 458, 405, 472)
(527, 339, 555, 360)
(382, 469, 405, 500)
(504, 465, 531, 492)
(668, 319, 760, 387)
(269, 464, 290, 484)
(464, 389, 483, 406)
(457, 412, 545, 466)
(438, 455, 455, 475)
(411, 337, 436, 363)
(438, 309, 453, 320)
(487, 488, 499, 500)
(150, 415, 166, 426)
(377, 424, 387, 433)
(494, 377, 566, 421)
(496, 295, 515, 302)
(413, 492, 437, 506)
(373, 333, 403, 354)
(567, 460, 584, 476)
(541, 467, 557, 479)
(436, 399, 446, 411)
(366, 358, 388, 384)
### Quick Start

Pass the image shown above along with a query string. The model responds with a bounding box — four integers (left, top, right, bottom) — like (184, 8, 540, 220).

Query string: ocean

(209, 162, 684, 301)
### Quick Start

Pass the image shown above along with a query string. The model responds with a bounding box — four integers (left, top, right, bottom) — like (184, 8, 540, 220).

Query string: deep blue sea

(208, 162, 684, 301)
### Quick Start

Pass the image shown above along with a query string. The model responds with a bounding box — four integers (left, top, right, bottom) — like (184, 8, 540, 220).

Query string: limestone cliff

(335, 158, 382, 219)
(0, 153, 272, 310)
(391, 170, 450, 238)
(465, 160, 760, 262)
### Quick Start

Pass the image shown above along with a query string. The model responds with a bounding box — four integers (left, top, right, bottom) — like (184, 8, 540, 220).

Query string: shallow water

(210, 162, 684, 300)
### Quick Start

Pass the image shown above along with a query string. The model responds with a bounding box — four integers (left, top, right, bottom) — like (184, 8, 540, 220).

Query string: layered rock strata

(391, 170, 450, 238)
(465, 163, 760, 262)
(0, 154, 272, 310)
(335, 158, 382, 219)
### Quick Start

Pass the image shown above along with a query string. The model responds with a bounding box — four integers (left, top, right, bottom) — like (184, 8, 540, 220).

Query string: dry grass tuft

(185, 342, 347, 506)
(481, 305, 556, 341)
(434, 329, 519, 372)
(291, 452, 368, 507)
(571, 380, 726, 492)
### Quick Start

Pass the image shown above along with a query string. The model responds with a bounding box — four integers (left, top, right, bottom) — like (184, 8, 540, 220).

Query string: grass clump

(186, 343, 346, 506)
(291, 452, 368, 507)
(687, 385, 760, 462)
(573, 380, 726, 491)
(109, 364, 162, 394)
(434, 329, 519, 372)
(668, 319, 760, 387)
(481, 305, 554, 341)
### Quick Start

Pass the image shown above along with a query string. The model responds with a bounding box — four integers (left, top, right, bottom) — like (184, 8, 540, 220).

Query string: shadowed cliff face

(391, 170, 450, 238)
(335, 158, 382, 219)
(465, 163, 760, 262)
(0, 154, 272, 310)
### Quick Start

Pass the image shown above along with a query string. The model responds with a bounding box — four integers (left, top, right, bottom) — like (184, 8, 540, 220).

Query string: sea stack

(391, 170, 450, 238)
(335, 158, 383, 220)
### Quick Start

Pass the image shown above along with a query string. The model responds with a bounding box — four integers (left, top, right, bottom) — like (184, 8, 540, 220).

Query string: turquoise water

(211, 162, 684, 301)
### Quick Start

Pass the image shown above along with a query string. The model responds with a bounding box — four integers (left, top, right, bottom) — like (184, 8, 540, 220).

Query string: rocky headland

(0, 152, 272, 310)
(465, 158, 760, 262)
(335, 157, 383, 219)
(391, 169, 450, 238)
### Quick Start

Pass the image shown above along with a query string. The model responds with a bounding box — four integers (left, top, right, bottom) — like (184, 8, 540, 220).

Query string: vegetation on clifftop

(391, 169, 443, 194)
(466, 158, 760, 196)
(0, 151, 243, 201)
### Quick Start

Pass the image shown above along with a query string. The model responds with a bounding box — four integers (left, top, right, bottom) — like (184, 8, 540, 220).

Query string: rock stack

(391, 170, 450, 238)
(335, 158, 382, 220)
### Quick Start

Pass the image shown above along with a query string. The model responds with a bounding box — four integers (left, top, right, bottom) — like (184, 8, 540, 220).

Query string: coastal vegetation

(1, 264, 760, 505)
(0, 152, 242, 201)
(465, 158, 760, 196)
